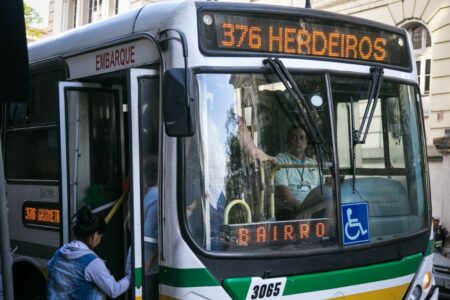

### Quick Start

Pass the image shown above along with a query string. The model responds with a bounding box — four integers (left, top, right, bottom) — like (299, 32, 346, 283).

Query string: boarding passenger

(275, 126, 320, 220)
(47, 207, 130, 299)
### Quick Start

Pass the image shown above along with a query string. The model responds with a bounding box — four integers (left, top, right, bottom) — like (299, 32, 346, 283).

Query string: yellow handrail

(224, 199, 252, 225)
(105, 192, 127, 224)
(260, 166, 266, 218)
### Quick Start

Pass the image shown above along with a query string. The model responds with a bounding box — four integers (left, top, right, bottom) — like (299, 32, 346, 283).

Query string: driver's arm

(275, 185, 301, 212)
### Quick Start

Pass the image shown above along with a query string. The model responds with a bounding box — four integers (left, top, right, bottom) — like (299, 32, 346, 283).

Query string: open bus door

(57, 81, 128, 284)
(127, 68, 160, 299)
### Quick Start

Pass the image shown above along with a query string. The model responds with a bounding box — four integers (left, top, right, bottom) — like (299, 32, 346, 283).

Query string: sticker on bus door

(246, 277, 287, 299)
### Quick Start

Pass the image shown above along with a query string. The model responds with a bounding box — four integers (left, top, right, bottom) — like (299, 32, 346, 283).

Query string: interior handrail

(224, 199, 252, 225)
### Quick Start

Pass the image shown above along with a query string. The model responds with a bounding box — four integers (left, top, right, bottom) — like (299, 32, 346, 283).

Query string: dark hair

(287, 126, 307, 140)
(73, 207, 106, 242)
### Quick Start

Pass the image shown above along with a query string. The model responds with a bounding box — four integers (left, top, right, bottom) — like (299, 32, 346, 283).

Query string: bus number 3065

(250, 282, 282, 299)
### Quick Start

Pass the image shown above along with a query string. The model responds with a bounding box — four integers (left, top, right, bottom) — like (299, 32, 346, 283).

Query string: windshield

(183, 71, 428, 254)
(333, 76, 427, 241)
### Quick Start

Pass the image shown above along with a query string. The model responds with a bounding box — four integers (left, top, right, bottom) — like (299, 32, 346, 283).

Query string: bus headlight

(422, 271, 432, 290)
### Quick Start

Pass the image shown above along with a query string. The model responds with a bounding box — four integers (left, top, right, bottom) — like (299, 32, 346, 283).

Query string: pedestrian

(433, 216, 449, 254)
(47, 206, 130, 299)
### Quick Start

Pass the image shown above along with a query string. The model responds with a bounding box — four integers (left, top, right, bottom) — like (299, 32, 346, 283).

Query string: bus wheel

(12, 261, 47, 300)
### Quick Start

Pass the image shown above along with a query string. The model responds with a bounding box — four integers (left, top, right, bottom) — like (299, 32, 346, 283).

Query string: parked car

(434, 252, 450, 299)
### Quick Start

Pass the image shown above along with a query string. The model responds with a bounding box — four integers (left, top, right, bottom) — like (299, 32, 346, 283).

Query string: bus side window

(5, 68, 65, 181)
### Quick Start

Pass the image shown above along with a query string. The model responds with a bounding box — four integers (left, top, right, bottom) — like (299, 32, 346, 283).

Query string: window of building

(66, 0, 78, 29)
(88, 0, 103, 23)
(407, 23, 431, 50)
(73, 0, 78, 28)
(416, 58, 431, 95)
(403, 22, 432, 96)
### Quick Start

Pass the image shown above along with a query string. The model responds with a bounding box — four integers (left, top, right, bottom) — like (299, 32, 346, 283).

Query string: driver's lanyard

(297, 162, 305, 183)
(288, 154, 306, 183)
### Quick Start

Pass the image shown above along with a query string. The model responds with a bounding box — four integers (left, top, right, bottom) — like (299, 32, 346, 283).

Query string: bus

(6, 1, 437, 299)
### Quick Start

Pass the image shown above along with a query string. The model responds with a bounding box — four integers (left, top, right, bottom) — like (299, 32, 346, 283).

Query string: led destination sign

(221, 218, 331, 248)
(200, 12, 410, 68)
(23, 201, 60, 229)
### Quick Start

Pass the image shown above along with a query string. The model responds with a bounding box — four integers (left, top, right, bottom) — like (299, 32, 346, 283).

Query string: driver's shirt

(275, 153, 320, 203)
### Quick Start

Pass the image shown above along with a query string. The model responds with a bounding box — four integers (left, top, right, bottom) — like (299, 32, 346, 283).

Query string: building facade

(45, 0, 450, 225)
(48, 0, 155, 35)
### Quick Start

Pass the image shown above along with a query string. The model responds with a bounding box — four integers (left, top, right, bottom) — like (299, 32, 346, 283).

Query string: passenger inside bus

(275, 126, 321, 220)
(142, 155, 159, 300)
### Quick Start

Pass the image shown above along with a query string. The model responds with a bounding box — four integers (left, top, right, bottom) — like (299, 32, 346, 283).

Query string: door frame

(128, 68, 160, 299)
(57, 81, 123, 244)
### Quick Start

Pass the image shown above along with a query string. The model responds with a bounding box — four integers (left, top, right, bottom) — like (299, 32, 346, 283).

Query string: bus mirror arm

(160, 29, 195, 137)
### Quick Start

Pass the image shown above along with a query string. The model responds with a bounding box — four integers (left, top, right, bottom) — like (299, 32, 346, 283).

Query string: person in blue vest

(47, 207, 130, 299)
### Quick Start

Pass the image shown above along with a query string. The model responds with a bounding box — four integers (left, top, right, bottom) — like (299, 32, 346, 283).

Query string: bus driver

(275, 126, 321, 220)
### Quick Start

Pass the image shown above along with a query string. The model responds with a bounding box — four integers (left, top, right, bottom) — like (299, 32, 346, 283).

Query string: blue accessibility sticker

(341, 202, 370, 245)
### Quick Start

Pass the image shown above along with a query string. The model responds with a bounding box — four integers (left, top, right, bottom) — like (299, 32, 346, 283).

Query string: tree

(24, 2, 44, 39)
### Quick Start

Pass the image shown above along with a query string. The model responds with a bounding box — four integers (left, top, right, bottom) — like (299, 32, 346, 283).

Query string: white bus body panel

(66, 39, 159, 80)
(7, 184, 60, 247)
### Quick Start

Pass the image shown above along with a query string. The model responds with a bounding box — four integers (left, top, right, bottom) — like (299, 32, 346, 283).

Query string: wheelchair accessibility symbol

(341, 202, 370, 245)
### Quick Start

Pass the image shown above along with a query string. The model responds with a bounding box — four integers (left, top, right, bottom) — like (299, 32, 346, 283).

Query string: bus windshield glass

(183, 72, 427, 253)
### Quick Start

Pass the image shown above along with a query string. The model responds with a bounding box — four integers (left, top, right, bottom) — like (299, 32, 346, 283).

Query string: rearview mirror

(163, 68, 195, 137)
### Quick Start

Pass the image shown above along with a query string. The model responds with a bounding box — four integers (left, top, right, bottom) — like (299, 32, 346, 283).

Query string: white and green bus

(6, 1, 437, 299)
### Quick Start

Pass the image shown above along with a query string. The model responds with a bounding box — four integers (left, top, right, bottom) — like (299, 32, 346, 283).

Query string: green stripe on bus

(283, 253, 422, 295)
(159, 266, 219, 287)
(135, 268, 143, 288)
(223, 277, 252, 300)
(426, 239, 433, 256)
(222, 253, 422, 299)
(10, 239, 58, 260)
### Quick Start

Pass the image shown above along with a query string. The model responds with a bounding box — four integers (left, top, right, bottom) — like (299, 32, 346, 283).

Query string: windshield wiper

(353, 67, 384, 145)
(263, 57, 327, 191)
(349, 67, 384, 192)
(263, 58, 324, 145)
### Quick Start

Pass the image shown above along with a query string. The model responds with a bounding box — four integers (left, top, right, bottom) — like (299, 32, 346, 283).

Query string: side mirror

(163, 68, 195, 137)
